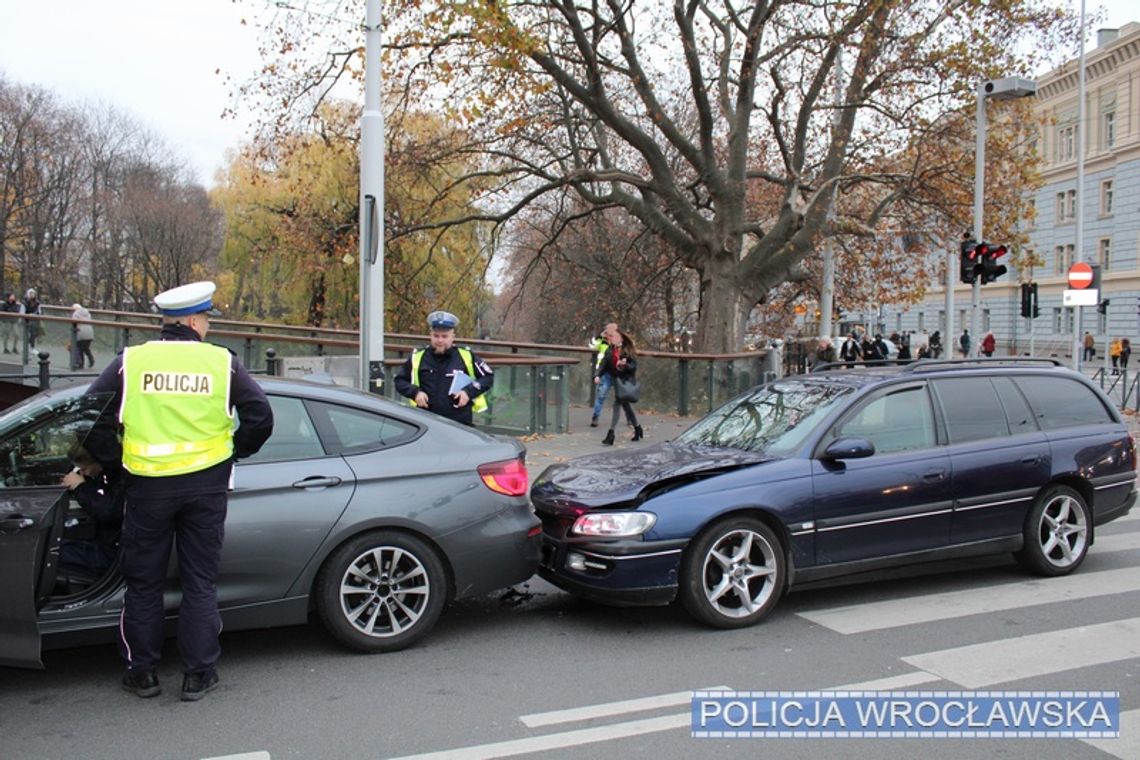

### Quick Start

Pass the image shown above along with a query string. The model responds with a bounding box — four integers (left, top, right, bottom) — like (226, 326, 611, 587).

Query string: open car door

(0, 389, 116, 669)
(0, 489, 67, 668)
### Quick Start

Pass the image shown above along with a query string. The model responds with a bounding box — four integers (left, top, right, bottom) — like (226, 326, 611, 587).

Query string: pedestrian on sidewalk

(959, 329, 971, 357)
(1, 292, 21, 354)
(1121, 339, 1131, 373)
(71, 303, 96, 369)
(597, 329, 641, 445)
(22, 288, 42, 349)
(1111, 337, 1122, 374)
(981, 331, 996, 357)
(588, 323, 617, 427)
(1083, 331, 1096, 362)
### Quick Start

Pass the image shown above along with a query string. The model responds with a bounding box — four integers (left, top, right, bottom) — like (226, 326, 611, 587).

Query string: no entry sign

(1069, 262, 1094, 289)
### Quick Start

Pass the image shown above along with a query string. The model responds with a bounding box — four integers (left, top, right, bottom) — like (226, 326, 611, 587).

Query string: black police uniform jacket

(87, 322, 274, 498)
(394, 345, 493, 426)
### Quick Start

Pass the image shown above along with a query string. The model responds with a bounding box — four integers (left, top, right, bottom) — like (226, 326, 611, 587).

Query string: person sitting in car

(59, 443, 124, 578)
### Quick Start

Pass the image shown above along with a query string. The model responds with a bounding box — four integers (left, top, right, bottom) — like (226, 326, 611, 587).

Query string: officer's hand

(453, 389, 470, 408)
(593, 376, 600, 385)
(414, 391, 429, 408)
(61, 470, 84, 490)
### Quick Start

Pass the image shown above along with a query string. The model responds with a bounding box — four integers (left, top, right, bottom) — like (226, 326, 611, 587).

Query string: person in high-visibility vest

(589, 322, 617, 427)
(87, 281, 273, 702)
(394, 310, 494, 427)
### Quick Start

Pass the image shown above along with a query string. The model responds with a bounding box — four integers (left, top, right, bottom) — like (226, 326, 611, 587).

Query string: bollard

(38, 351, 51, 390)
(265, 348, 278, 376)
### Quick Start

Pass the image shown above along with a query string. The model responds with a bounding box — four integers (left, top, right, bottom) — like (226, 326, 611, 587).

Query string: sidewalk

(519, 404, 700, 476)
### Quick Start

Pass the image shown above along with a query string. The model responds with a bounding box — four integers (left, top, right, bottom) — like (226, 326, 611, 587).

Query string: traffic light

(1020, 282, 1040, 319)
(960, 238, 978, 284)
(1097, 298, 1110, 315)
(977, 242, 1008, 284)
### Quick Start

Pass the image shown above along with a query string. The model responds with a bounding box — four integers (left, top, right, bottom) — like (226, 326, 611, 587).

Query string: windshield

(677, 380, 853, 455)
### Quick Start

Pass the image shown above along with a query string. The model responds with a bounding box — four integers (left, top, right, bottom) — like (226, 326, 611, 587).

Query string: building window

(1065, 244, 1074, 272)
(1098, 311, 1107, 333)
(1025, 199, 1036, 230)
(1098, 238, 1111, 271)
(1054, 246, 1064, 274)
(1053, 308, 1063, 333)
(918, 312, 925, 332)
(1056, 190, 1076, 222)
(1056, 123, 1076, 162)
(1100, 180, 1113, 215)
(938, 310, 945, 333)
(1065, 307, 1074, 333)
(1104, 111, 1115, 148)
(983, 309, 991, 332)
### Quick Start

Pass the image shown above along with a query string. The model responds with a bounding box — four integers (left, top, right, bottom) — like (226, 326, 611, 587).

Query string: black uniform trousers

(118, 490, 227, 676)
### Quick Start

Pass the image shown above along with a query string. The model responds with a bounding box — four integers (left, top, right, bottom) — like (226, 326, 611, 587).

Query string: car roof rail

(809, 359, 914, 372)
(902, 357, 1065, 374)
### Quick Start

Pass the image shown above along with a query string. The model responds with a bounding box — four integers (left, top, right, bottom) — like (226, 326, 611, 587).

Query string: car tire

(1014, 485, 1091, 577)
(679, 517, 786, 629)
(315, 530, 448, 653)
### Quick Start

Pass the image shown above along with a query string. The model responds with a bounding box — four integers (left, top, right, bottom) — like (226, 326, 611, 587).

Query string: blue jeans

(592, 374, 612, 418)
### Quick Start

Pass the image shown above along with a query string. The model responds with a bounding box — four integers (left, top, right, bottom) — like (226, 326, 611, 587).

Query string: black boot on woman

(602, 430, 615, 446)
(631, 426, 643, 441)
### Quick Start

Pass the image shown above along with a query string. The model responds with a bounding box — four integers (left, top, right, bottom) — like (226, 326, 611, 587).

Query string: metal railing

(4, 308, 779, 421)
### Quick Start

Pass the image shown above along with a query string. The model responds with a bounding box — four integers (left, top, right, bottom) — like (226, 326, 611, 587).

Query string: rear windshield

(677, 380, 853, 455)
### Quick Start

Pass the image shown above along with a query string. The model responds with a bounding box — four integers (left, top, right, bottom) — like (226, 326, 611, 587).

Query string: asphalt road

(2, 506, 1137, 760)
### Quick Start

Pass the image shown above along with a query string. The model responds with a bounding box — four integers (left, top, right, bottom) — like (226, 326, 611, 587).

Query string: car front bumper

(537, 534, 685, 606)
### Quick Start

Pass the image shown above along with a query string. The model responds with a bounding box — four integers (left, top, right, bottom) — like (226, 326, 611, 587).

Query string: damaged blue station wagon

(532, 359, 1136, 628)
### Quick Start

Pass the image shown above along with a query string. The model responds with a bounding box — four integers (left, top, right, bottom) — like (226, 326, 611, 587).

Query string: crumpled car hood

(530, 441, 769, 510)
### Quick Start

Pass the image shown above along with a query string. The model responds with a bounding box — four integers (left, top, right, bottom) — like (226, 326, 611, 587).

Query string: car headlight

(571, 512, 657, 537)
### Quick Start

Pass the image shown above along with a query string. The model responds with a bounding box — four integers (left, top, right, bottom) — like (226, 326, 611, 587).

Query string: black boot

(601, 430, 615, 445)
(631, 425, 643, 442)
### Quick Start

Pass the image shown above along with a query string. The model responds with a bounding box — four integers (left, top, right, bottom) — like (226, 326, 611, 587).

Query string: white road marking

(519, 685, 730, 728)
(1082, 707, 1138, 759)
(902, 616, 1140, 688)
(823, 671, 941, 692)
(387, 714, 691, 760)
(201, 753, 271, 760)
(798, 564, 1140, 634)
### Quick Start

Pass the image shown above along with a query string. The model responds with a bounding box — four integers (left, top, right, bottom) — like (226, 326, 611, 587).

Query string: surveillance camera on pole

(983, 77, 1037, 100)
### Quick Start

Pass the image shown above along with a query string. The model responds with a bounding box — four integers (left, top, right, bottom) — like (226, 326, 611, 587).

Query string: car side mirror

(823, 437, 875, 460)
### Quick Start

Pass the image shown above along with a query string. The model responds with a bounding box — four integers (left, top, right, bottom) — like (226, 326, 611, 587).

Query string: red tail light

(478, 457, 529, 496)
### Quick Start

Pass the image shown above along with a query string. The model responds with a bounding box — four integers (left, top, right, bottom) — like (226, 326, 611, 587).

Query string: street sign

(1064, 289, 1098, 306)
(1068, 262, 1094, 289)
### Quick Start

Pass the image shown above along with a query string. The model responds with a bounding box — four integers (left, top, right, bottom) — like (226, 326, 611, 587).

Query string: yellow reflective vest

(408, 346, 488, 413)
(120, 341, 234, 476)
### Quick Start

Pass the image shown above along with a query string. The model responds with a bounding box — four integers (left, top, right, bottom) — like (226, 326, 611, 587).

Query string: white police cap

(427, 310, 459, 330)
(154, 281, 220, 317)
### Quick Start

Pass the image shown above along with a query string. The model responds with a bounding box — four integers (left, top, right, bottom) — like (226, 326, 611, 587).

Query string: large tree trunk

(695, 256, 749, 353)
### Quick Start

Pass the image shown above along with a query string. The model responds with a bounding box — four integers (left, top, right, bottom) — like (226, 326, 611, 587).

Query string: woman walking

(597, 329, 642, 445)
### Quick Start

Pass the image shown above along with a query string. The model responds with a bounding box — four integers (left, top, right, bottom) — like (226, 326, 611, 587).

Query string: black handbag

(614, 377, 641, 403)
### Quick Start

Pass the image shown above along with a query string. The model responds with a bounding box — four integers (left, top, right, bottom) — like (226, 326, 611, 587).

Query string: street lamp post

(971, 76, 1036, 357)
(359, 0, 385, 393)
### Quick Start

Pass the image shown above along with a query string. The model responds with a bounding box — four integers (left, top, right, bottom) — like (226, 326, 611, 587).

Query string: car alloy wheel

(316, 530, 448, 652)
(680, 517, 786, 629)
(1015, 485, 1090, 576)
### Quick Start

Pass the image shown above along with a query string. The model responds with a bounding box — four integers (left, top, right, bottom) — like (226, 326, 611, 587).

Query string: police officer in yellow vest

(87, 281, 273, 701)
(395, 310, 493, 426)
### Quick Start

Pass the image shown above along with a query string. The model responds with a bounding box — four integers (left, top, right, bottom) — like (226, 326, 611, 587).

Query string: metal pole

(819, 48, 843, 340)
(1072, 0, 1087, 371)
(971, 83, 986, 359)
(359, 0, 385, 392)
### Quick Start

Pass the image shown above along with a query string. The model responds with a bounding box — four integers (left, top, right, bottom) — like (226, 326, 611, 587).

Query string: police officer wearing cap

(87, 281, 273, 701)
(395, 310, 493, 426)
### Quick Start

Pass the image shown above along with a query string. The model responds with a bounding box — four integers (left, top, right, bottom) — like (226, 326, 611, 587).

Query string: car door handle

(923, 469, 946, 482)
(1021, 455, 1041, 465)
(291, 476, 343, 489)
(0, 516, 35, 533)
